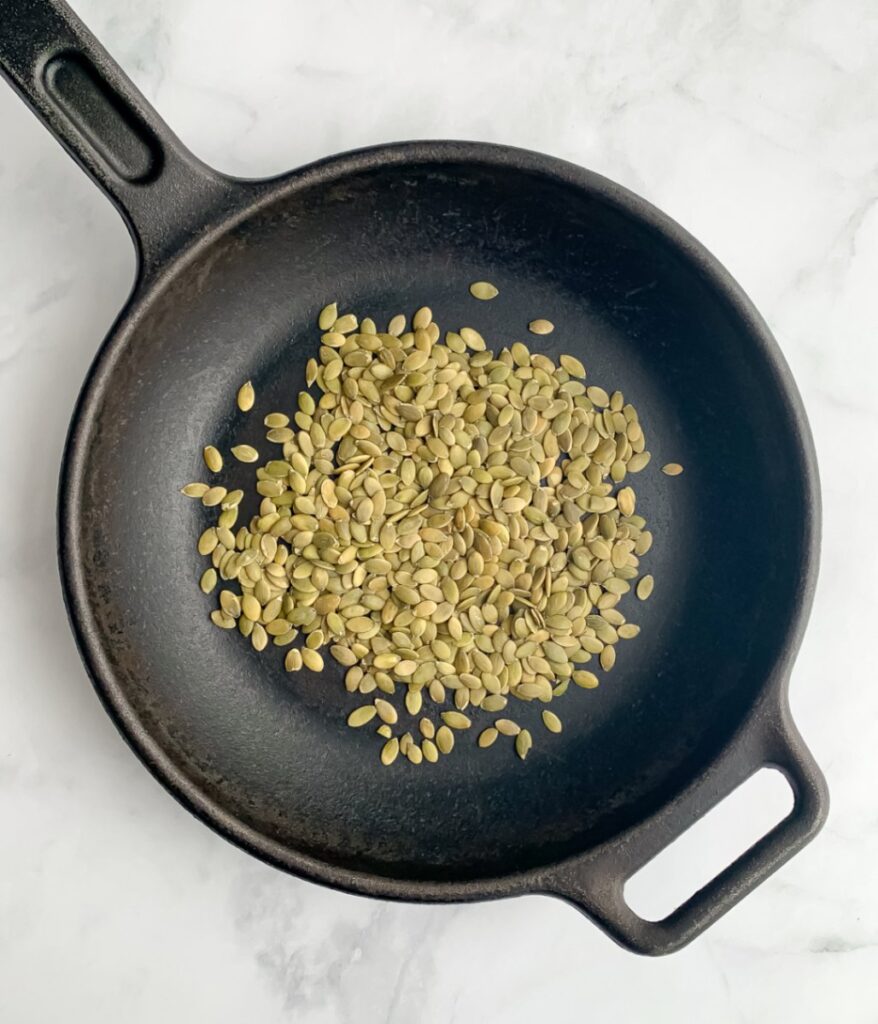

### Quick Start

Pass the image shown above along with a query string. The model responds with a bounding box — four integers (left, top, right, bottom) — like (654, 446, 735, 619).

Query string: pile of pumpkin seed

(184, 285, 681, 766)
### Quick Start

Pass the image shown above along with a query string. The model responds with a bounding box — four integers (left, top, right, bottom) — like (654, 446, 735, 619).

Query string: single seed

(662, 462, 684, 476)
(436, 726, 455, 754)
(181, 482, 209, 498)
(199, 568, 217, 593)
(231, 444, 259, 463)
(203, 446, 223, 472)
(301, 648, 324, 671)
(318, 302, 338, 330)
(286, 647, 305, 671)
(478, 727, 498, 748)
(441, 711, 471, 730)
(542, 710, 562, 733)
(202, 486, 227, 507)
(515, 729, 533, 759)
(237, 380, 255, 412)
(559, 353, 586, 377)
(636, 575, 654, 600)
(470, 281, 499, 300)
(347, 705, 377, 727)
(374, 698, 398, 725)
(528, 319, 554, 335)
(380, 737, 400, 766)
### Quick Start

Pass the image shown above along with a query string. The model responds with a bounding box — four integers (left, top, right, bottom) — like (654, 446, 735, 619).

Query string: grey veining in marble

(0, 1, 876, 1021)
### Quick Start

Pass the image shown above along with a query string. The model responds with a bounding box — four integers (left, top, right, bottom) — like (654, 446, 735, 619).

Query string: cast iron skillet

(1, 0, 827, 955)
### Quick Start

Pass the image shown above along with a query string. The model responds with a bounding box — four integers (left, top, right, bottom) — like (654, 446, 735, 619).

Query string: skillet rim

(57, 138, 821, 902)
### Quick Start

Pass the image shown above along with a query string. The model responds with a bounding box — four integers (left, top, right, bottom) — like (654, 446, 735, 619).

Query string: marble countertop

(1, 1, 876, 1020)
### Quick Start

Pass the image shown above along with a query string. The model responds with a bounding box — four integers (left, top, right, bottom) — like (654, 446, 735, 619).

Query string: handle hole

(623, 768, 794, 922)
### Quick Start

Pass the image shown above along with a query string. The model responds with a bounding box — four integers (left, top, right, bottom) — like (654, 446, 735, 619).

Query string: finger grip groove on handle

(0, 0, 238, 275)
(42, 52, 159, 182)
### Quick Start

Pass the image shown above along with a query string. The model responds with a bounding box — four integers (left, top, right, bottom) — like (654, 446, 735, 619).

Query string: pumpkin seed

(515, 729, 533, 759)
(542, 710, 562, 733)
(182, 482, 209, 498)
(348, 705, 377, 727)
(203, 446, 223, 472)
(478, 727, 498, 747)
(380, 737, 400, 765)
(237, 380, 255, 412)
(436, 726, 455, 754)
(470, 281, 499, 300)
(231, 444, 259, 463)
(318, 302, 338, 330)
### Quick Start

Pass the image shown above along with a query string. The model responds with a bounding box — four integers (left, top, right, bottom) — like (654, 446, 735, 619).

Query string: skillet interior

(62, 148, 814, 885)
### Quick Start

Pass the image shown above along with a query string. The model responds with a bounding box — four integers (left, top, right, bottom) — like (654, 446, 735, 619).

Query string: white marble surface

(1, 0, 876, 1020)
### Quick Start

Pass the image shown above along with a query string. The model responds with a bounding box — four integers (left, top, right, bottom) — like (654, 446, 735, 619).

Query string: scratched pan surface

(0, 0, 826, 955)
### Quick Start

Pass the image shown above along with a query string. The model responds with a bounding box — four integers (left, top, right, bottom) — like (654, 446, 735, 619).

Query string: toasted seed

(436, 725, 455, 754)
(380, 737, 400, 765)
(528, 319, 554, 335)
(348, 705, 377, 727)
(333, 313, 358, 334)
(515, 729, 533, 759)
(636, 575, 654, 600)
(470, 281, 499, 300)
(182, 482, 209, 498)
(202, 486, 227, 507)
(617, 487, 636, 517)
(662, 462, 684, 476)
(318, 302, 338, 330)
(559, 353, 586, 377)
(542, 710, 562, 733)
(197, 528, 218, 555)
(203, 445, 223, 472)
(374, 698, 398, 725)
(237, 380, 255, 412)
(573, 670, 599, 689)
(301, 648, 324, 671)
(478, 727, 498, 748)
(330, 645, 357, 666)
(231, 444, 259, 463)
(441, 711, 471, 730)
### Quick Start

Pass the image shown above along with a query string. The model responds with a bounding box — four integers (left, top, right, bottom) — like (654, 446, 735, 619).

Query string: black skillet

(1, 0, 827, 955)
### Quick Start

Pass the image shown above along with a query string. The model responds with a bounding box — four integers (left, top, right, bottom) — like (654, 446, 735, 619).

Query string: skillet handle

(0, 0, 239, 276)
(545, 695, 828, 956)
